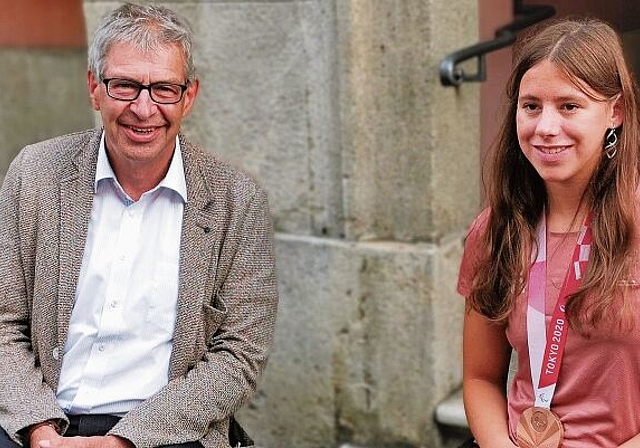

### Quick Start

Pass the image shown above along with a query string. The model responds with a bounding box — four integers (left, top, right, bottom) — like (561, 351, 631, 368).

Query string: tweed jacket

(0, 128, 278, 448)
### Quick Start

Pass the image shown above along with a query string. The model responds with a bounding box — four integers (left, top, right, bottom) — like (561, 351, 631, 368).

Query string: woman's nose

(535, 107, 561, 136)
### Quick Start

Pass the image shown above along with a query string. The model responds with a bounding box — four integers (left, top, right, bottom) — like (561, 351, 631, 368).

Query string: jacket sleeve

(109, 186, 278, 448)
(0, 152, 68, 445)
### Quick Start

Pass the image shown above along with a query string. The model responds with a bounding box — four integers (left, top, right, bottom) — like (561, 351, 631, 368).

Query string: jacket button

(52, 347, 60, 360)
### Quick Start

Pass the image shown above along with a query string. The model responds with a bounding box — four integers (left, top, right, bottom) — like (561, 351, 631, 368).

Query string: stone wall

(0, 0, 93, 184)
(0, 51, 92, 182)
(82, 1, 481, 447)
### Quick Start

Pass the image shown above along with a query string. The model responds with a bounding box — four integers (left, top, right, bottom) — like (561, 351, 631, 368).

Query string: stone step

(435, 388, 473, 448)
(435, 388, 468, 428)
(435, 353, 517, 447)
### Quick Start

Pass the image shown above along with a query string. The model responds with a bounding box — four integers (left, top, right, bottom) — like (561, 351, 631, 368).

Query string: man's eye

(111, 80, 138, 90)
(155, 84, 180, 94)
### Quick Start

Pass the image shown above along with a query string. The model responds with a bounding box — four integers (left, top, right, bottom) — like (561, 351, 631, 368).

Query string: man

(0, 3, 277, 448)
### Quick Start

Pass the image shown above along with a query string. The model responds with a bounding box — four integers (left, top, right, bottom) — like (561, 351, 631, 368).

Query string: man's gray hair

(88, 2, 196, 82)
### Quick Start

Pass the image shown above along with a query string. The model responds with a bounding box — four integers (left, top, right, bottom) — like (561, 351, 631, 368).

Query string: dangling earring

(604, 127, 618, 159)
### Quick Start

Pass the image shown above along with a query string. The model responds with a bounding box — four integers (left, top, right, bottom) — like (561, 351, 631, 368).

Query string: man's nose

(129, 88, 158, 118)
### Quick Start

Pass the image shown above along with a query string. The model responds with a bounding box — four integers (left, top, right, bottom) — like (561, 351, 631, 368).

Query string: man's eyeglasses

(103, 78, 188, 104)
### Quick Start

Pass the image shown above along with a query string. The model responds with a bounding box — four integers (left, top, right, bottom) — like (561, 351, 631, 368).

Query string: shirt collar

(95, 131, 188, 203)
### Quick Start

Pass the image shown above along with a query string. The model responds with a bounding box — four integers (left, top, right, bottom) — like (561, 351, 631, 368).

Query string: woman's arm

(463, 308, 517, 448)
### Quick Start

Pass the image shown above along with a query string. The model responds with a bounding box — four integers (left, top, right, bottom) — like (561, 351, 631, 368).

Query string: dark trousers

(0, 414, 204, 448)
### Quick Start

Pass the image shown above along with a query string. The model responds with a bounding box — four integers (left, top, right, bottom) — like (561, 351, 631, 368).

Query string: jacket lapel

(169, 137, 219, 378)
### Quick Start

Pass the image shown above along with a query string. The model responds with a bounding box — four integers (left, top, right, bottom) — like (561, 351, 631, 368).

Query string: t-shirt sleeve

(457, 208, 490, 298)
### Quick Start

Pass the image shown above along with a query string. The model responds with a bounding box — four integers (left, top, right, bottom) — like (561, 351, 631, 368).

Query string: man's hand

(28, 424, 59, 448)
(33, 432, 134, 448)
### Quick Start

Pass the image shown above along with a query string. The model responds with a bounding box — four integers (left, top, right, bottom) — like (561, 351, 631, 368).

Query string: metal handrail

(439, 1, 555, 87)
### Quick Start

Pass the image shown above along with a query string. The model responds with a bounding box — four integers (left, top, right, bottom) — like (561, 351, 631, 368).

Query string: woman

(458, 19, 640, 448)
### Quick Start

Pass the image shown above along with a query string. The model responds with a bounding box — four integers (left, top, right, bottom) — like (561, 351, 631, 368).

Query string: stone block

(336, 0, 480, 242)
(239, 233, 465, 448)
(186, 1, 342, 239)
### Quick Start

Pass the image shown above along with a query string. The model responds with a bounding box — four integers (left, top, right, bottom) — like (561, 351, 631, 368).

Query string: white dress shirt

(56, 134, 187, 416)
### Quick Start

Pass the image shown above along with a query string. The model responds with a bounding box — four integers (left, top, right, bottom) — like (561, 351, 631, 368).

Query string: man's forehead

(102, 41, 187, 77)
(104, 40, 184, 59)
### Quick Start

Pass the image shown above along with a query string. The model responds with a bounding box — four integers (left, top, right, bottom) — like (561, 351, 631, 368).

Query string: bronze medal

(516, 407, 563, 448)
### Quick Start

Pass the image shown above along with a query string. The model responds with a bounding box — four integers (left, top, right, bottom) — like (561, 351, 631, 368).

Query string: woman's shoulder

(457, 208, 491, 297)
(466, 207, 491, 241)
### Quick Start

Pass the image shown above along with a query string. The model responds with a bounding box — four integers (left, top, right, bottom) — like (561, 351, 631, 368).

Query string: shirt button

(98, 344, 106, 352)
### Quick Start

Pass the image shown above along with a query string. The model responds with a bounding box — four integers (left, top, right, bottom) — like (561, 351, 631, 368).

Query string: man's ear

(181, 78, 200, 118)
(88, 70, 101, 111)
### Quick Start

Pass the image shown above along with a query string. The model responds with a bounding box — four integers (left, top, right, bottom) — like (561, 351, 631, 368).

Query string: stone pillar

(82, 1, 480, 447)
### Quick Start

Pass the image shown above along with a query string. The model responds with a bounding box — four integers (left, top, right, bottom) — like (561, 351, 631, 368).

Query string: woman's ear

(611, 94, 624, 128)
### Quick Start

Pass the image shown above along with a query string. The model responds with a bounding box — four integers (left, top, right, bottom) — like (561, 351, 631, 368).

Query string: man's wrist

(25, 420, 61, 442)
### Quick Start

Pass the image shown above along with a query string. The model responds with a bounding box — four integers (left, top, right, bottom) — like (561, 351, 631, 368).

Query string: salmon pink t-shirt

(458, 209, 640, 448)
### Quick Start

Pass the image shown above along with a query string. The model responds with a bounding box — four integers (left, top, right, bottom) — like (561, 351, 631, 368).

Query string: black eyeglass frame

(102, 78, 189, 104)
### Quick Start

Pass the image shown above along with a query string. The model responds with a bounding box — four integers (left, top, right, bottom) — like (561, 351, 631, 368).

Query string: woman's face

(516, 60, 623, 194)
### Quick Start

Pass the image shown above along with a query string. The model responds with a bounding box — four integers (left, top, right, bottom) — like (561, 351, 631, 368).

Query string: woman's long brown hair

(468, 19, 640, 335)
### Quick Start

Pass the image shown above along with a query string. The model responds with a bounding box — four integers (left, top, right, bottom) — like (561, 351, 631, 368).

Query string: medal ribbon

(526, 212, 592, 409)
